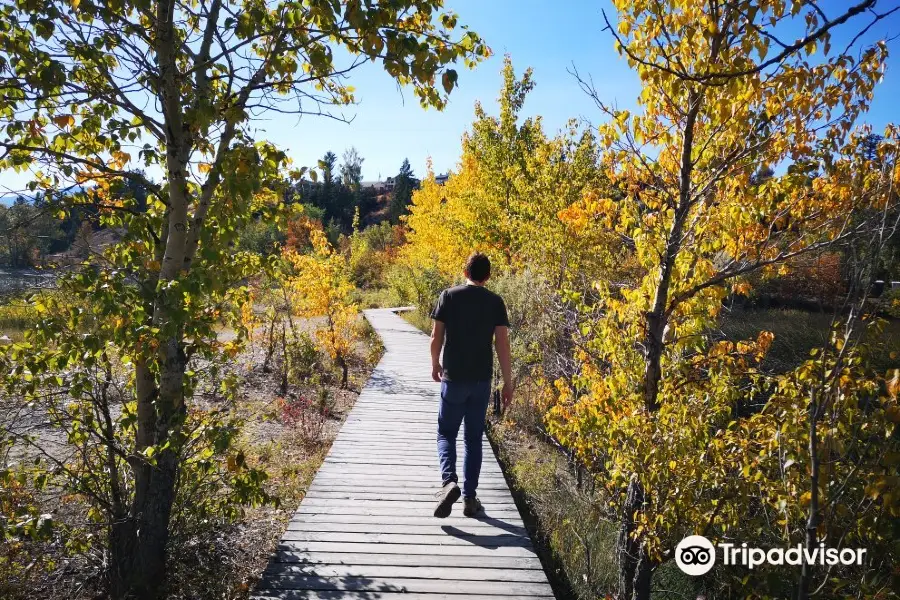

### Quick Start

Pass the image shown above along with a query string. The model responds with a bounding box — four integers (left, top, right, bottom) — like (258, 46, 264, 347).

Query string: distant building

(361, 177, 394, 194)
(362, 175, 422, 194)
(435, 173, 449, 185)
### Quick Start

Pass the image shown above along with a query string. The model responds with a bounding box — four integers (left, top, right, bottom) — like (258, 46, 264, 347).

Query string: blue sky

(261, 0, 900, 182)
(2, 1, 899, 193)
(266, 0, 642, 181)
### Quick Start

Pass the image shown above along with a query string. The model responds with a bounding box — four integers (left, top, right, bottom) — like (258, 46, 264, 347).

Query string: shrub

(1, 340, 274, 598)
(0, 436, 57, 599)
(0, 291, 66, 342)
(238, 218, 284, 256)
(286, 332, 323, 383)
(751, 252, 847, 305)
(881, 287, 900, 318)
(282, 222, 360, 388)
(352, 286, 401, 309)
(278, 395, 326, 446)
(348, 222, 402, 289)
(487, 270, 557, 385)
(0, 301, 37, 342)
(388, 263, 451, 309)
(357, 316, 386, 368)
(170, 406, 275, 541)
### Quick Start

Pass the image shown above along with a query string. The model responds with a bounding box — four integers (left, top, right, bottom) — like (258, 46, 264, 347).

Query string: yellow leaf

(53, 115, 74, 129)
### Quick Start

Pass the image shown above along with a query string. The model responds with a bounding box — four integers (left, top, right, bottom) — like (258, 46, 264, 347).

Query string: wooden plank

(308, 474, 506, 485)
(292, 507, 522, 519)
(298, 499, 510, 509)
(303, 489, 514, 501)
(342, 417, 436, 423)
(304, 489, 514, 501)
(321, 464, 504, 474)
(322, 458, 503, 470)
(323, 450, 491, 457)
(306, 478, 511, 489)
(284, 522, 527, 536)
(267, 551, 541, 570)
(338, 428, 437, 433)
(311, 467, 505, 478)
(345, 406, 437, 411)
(274, 541, 537, 558)
(256, 575, 553, 596)
(327, 438, 454, 444)
(307, 476, 509, 486)
(254, 593, 554, 600)
(308, 472, 507, 483)
(323, 454, 499, 464)
(287, 514, 526, 529)
(336, 406, 437, 411)
(303, 490, 513, 500)
(262, 564, 547, 582)
(326, 437, 456, 443)
(325, 443, 477, 451)
(279, 531, 532, 548)
(333, 434, 444, 440)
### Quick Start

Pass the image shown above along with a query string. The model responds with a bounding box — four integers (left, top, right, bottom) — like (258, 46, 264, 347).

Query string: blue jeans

(437, 380, 491, 498)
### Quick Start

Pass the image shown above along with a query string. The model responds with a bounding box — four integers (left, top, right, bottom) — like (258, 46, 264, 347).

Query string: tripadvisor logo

(676, 535, 716, 576)
(675, 535, 866, 576)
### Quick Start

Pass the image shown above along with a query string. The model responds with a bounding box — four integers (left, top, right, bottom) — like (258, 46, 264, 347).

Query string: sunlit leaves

(403, 58, 617, 286)
(279, 220, 360, 379)
(546, 0, 899, 590)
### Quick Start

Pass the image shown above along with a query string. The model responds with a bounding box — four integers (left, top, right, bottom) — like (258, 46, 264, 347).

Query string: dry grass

(719, 306, 900, 374)
(489, 411, 619, 600)
(0, 295, 42, 342)
(399, 306, 431, 333)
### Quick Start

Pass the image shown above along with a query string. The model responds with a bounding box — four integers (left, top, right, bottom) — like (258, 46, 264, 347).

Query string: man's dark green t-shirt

(431, 284, 510, 382)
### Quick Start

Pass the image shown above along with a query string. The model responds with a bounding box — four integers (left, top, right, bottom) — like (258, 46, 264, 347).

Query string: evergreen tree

(390, 158, 416, 223)
(320, 151, 337, 186)
(320, 151, 337, 214)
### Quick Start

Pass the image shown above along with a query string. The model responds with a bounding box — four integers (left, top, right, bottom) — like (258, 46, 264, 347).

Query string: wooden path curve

(253, 308, 555, 599)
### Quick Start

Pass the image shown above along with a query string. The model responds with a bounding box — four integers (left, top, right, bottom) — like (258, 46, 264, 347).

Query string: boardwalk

(253, 308, 555, 600)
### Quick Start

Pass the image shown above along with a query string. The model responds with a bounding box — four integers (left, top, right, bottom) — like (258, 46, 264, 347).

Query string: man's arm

(494, 325, 514, 408)
(430, 320, 445, 382)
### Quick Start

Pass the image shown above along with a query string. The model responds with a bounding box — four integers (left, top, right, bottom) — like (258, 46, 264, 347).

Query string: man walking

(430, 253, 513, 518)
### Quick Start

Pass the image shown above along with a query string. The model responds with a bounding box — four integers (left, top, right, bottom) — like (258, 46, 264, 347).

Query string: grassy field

(0, 295, 41, 342)
(719, 306, 900, 374)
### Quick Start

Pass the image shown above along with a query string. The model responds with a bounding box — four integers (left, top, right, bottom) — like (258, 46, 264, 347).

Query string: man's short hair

(464, 252, 491, 282)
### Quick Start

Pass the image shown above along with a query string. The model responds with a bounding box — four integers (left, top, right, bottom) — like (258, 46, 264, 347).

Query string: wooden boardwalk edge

(252, 308, 556, 599)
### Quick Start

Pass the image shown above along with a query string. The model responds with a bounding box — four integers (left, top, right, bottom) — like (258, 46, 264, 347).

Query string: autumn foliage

(282, 220, 360, 388)
(393, 4, 900, 599)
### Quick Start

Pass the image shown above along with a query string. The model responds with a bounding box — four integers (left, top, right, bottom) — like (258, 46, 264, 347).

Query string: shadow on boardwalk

(363, 370, 437, 397)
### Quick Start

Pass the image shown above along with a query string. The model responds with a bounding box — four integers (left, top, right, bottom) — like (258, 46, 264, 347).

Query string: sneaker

(463, 496, 483, 517)
(433, 482, 461, 518)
